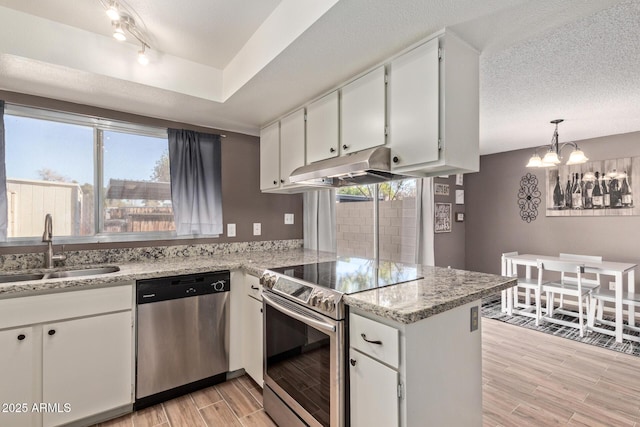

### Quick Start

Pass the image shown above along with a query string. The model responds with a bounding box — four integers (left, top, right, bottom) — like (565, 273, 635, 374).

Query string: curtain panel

(0, 101, 7, 241)
(415, 177, 435, 266)
(303, 189, 336, 252)
(168, 129, 223, 236)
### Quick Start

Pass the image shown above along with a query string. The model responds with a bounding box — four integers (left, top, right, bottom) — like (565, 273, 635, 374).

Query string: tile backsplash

(0, 239, 303, 271)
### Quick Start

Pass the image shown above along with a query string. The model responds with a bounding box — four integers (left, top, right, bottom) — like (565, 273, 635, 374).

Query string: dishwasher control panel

(136, 271, 230, 304)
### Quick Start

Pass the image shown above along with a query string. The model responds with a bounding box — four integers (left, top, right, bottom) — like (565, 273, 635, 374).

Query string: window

(336, 179, 417, 263)
(3, 105, 173, 243)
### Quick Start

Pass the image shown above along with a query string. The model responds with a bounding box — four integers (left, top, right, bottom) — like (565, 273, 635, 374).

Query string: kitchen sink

(43, 266, 120, 279)
(0, 266, 120, 283)
(0, 273, 46, 283)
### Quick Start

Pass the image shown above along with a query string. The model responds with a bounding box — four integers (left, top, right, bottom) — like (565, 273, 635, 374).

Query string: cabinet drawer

(349, 313, 399, 369)
(245, 274, 262, 300)
(0, 284, 134, 329)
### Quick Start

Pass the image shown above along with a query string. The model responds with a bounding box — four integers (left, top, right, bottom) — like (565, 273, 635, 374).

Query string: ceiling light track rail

(98, 0, 153, 65)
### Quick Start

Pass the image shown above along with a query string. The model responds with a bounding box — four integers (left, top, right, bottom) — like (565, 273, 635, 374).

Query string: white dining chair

(501, 252, 542, 318)
(588, 288, 640, 341)
(556, 253, 602, 312)
(537, 259, 590, 337)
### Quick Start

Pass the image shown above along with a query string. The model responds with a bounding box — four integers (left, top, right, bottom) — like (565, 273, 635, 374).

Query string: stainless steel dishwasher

(135, 271, 230, 409)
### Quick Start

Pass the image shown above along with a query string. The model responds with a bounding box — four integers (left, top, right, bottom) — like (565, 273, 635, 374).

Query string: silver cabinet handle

(361, 333, 382, 345)
(263, 293, 336, 333)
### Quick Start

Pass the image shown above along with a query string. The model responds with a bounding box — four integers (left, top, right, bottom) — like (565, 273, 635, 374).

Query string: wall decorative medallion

(518, 173, 541, 222)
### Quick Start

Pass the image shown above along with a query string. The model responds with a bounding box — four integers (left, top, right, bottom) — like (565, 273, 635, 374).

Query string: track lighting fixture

(138, 44, 149, 65)
(99, 0, 152, 65)
(106, 1, 121, 20)
(112, 21, 126, 41)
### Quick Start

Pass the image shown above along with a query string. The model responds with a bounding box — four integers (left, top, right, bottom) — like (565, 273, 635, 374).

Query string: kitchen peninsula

(0, 244, 515, 427)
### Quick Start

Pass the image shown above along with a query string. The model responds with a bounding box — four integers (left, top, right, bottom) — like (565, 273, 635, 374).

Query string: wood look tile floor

(482, 318, 640, 427)
(96, 318, 640, 427)
(94, 376, 275, 427)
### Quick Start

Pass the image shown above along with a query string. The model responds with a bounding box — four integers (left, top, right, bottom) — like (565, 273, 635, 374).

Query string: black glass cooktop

(268, 257, 423, 295)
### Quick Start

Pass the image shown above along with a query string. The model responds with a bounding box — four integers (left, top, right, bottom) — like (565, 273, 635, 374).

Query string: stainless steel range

(260, 257, 422, 427)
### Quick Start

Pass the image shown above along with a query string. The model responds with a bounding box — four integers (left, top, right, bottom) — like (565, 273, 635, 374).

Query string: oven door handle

(263, 293, 337, 334)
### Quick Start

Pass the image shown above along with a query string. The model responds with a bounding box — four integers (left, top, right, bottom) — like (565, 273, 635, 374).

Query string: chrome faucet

(42, 213, 67, 268)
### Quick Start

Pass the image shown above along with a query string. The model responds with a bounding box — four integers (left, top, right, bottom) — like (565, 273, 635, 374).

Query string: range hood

(289, 146, 410, 188)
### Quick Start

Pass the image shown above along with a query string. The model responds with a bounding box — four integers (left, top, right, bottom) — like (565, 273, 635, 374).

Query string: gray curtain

(0, 101, 6, 241)
(415, 177, 435, 265)
(303, 189, 336, 252)
(168, 129, 223, 236)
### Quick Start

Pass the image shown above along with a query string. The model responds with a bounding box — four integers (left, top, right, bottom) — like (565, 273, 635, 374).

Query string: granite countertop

(0, 248, 336, 298)
(344, 266, 516, 324)
(0, 248, 515, 324)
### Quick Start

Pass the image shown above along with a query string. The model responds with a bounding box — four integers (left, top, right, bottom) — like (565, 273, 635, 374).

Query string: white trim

(5, 104, 167, 138)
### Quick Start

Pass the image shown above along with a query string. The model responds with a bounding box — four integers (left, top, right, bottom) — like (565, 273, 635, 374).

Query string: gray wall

(434, 175, 465, 269)
(465, 130, 640, 287)
(0, 90, 303, 254)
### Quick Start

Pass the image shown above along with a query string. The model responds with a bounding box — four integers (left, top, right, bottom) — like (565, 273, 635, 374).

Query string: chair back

(537, 259, 585, 287)
(501, 251, 518, 276)
(559, 253, 601, 286)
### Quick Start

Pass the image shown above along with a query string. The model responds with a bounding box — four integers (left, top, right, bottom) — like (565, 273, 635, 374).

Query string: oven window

(265, 304, 331, 427)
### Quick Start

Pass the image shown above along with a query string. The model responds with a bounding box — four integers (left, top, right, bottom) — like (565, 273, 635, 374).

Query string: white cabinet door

(279, 109, 306, 187)
(42, 311, 132, 427)
(244, 295, 264, 387)
(389, 38, 439, 169)
(260, 122, 280, 191)
(0, 327, 36, 427)
(306, 91, 339, 163)
(349, 349, 398, 427)
(229, 271, 245, 372)
(341, 66, 386, 154)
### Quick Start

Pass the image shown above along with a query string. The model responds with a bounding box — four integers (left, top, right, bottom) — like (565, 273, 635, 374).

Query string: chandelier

(526, 119, 589, 168)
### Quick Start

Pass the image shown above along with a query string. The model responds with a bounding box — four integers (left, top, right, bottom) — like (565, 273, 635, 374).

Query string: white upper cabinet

(389, 32, 479, 176)
(340, 66, 386, 154)
(259, 122, 280, 191)
(259, 29, 479, 193)
(388, 38, 439, 169)
(306, 91, 339, 163)
(279, 109, 306, 187)
(260, 110, 310, 193)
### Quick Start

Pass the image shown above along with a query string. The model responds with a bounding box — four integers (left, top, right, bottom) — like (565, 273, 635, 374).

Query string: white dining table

(502, 253, 637, 343)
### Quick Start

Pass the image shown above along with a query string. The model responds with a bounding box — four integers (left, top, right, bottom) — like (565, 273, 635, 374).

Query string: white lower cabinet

(244, 295, 263, 386)
(243, 274, 263, 386)
(349, 348, 398, 427)
(349, 300, 483, 427)
(42, 311, 133, 427)
(0, 284, 134, 427)
(0, 326, 37, 427)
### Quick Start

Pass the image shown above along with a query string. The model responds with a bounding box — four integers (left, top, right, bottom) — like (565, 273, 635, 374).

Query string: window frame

(2, 104, 181, 246)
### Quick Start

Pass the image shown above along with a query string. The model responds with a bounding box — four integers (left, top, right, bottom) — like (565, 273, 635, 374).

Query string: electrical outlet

(609, 281, 616, 290)
(470, 306, 479, 332)
(284, 213, 294, 225)
(253, 223, 261, 236)
(227, 223, 236, 237)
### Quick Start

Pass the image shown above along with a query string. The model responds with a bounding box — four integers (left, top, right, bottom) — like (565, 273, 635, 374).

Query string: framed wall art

(545, 156, 638, 217)
(435, 183, 450, 196)
(434, 202, 452, 233)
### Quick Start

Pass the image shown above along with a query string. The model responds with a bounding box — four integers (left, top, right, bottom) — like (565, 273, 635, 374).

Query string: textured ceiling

(0, 0, 638, 156)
